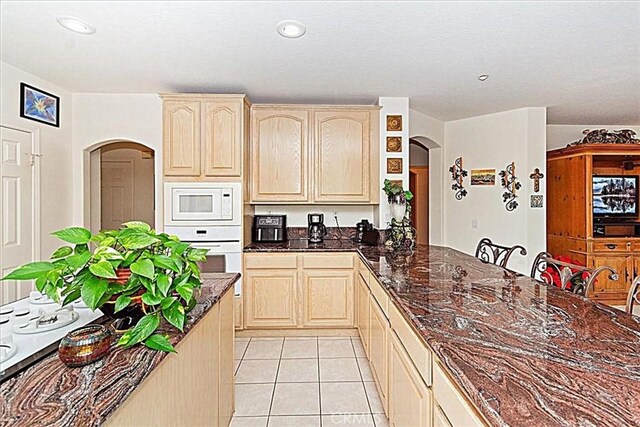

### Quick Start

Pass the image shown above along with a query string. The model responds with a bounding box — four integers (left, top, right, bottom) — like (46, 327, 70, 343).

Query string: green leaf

(1, 262, 55, 280)
(62, 288, 81, 306)
(156, 273, 171, 297)
(52, 227, 92, 245)
(122, 221, 151, 232)
(94, 246, 124, 260)
(176, 282, 194, 303)
(89, 259, 118, 279)
(117, 313, 160, 348)
(131, 258, 155, 279)
(162, 301, 186, 331)
(143, 334, 176, 353)
(66, 251, 92, 270)
(35, 276, 48, 292)
(160, 296, 177, 310)
(120, 233, 160, 250)
(100, 236, 116, 247)
(165, 241, 190, 256)
(114, 295, 132, 313)
(187, 248, 209, 262)
(141, 292, 163, 306)
(121, 251, 138, 267)
(81, 276, 109, 310)
(139, 276, 156, 295)
(51, 246, 73, 259)
(152, 255, 180, 272)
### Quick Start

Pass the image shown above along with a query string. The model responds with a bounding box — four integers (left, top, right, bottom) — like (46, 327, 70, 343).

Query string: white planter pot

(389, 202, 406, 222)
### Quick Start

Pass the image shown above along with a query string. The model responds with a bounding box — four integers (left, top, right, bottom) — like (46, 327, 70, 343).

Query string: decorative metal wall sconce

(449, 157, 468, 200)
(499, 162, 521, 211)
(529, 168, 544, 193)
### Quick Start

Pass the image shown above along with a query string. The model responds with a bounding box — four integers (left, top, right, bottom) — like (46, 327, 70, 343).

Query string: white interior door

(0, 127, 34, 305)
(101, 158, 134, 230)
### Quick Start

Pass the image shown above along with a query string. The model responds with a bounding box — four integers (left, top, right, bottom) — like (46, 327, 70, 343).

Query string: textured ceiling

(1, 1, 639, 124)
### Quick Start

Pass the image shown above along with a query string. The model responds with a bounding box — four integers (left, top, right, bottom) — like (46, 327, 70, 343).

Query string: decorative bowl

(58, 324, 113, 367)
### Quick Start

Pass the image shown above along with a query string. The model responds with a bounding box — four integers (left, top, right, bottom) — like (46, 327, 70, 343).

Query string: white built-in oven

(164, 182, 241, 226)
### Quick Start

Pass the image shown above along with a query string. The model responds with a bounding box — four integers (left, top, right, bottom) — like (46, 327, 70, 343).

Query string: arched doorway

(84, 140, 155, 233)
(409, 139, 430, 244)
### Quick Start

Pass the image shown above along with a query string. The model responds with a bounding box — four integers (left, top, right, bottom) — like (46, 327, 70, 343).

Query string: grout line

(317, 337, 322, 427)
(266, 337, 286, 423)
(352, 338, 377, 419)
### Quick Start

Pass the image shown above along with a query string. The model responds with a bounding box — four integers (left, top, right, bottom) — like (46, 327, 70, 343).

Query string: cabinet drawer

(303, 254, 354, 269)
(369, 277, 389, 318)
(244, 254, 298, 269)
(593, 241, 630, 253)
(433, 362, 485, 427)
(633, 242, 640, 252)
(389, 302, 432, 386)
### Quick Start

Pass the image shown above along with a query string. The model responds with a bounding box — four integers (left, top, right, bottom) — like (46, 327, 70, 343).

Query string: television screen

(593, 176, 638, 216)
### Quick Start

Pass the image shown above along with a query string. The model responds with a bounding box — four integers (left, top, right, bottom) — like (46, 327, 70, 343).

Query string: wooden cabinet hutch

(547, 144, 640, 305)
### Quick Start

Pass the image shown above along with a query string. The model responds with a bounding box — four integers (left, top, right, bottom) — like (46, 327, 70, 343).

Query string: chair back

(530, 252, 619, 296)
(626, 276, 640, 315)
(474, 238, 527, 269)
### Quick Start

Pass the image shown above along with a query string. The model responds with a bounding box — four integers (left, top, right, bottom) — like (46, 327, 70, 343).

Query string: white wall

(547, 124, 640, 150)
(72, 93, 162, 229)
(253, 205, 374, 228)
(443, 108, 547, 274)
(0, 61, 74, 257)
(409, 143, 429, 166)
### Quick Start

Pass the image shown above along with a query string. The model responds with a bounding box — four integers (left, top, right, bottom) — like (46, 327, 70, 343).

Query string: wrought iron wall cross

(529, 168, 544, 193)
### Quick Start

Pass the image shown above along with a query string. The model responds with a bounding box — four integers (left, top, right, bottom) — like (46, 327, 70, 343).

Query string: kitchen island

(244, 241, 640, 427)
(0, 273, 239, 427)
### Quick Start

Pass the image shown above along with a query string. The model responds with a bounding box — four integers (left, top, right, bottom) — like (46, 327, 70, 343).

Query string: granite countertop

(245, 240, 640, 426)
(0, 273, 240, 427)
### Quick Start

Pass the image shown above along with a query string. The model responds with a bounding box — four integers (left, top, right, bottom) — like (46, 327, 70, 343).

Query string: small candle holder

(58, 324, 113, 367)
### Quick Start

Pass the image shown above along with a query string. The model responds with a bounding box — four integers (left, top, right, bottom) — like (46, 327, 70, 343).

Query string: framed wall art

(386, 115, 402, 132)
(470, 169, 496, 186)
(387, 158, 403, 174)
(386, 136, 402, 152)
(20, 83, 60, 127)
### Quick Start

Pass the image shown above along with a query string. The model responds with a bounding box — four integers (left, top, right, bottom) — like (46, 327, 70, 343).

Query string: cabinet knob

(606, 244, 617, 249)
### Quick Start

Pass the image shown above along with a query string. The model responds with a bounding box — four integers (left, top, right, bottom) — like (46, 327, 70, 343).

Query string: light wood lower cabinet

(389, 331, 433, 427)
(302, 270, 354, 327)
(369, 292, 389, 413)
(105, 288, 234, 426)
(357, 271, 370, 357)
(244, 270, 298, 328)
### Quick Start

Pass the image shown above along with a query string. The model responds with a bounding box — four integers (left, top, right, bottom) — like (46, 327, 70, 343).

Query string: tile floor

(231, 336, 389, 427)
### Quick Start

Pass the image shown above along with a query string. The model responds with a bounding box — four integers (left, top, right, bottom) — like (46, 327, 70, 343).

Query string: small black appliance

(252, 215, 287, 243)
(308, 213, 327, 244)
(355, 219, 374, 243)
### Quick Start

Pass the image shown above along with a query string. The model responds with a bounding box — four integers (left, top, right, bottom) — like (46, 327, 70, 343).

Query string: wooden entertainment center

(547, 144, 640, 305)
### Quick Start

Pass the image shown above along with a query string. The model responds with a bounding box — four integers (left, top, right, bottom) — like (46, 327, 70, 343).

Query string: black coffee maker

(355, 219, 373, 242)
(308, 213, 327, 244)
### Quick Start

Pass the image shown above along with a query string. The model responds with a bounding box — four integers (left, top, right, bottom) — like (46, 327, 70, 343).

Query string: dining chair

(626, 276, 640, 315)
(530, 252, 618, 296)
(474, 238, 527, 269)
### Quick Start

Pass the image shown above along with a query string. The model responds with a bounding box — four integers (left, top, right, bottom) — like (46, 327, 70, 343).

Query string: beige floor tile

(320, 358, 361, 382)
(270, 382, 320, 415)
(372, 413, 389, 427)
(321, 382, 370, 414)
(268, 415, 321, 426)
(235, 339, 250, 360)
(323, 414, 375, 426)
(318, 339, 355, 358)
(236, 359, 280, 384)
(364, 382, 384, 414)
(234, 383, 275, 416)
(356, 358, 374, 382)
(282, 338, 318, 359)
(351, 338, 366, 357)
(244, 338, 284, 360)
(277, 358, 319, 382)
(230, 416, 268, 427)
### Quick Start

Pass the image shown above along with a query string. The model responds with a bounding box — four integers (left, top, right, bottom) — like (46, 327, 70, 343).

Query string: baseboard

(236, 328, 359, 338)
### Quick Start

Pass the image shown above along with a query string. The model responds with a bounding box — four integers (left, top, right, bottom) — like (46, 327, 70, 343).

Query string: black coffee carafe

(308, 213, 327, 243)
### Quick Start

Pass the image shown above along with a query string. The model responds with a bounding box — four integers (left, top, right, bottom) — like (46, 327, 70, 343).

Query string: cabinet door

(369, 294, 389, 413)
(357, 272, 370, 356)
(433, 404, 453, 427)
(163, 100, 201, 176)
(302, 270, 354, 327)
(251, 108, 310, 202)
(590, 255, 630, 300)
(389, 331, 432, 427)
(314, 110, 372, 203)
(218, 290, 235, 427)
(244, 270, 298, 327)
(204, 100, 242, 177)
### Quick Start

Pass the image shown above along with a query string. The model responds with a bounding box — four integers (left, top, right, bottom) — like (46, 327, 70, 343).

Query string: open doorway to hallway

(88, 141, 155, 233)
(409, 139, 429, 245)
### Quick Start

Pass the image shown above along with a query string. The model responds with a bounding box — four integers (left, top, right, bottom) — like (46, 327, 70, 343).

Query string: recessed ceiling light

(276, 20, 306, 39)
(477, 74, 489, 81)
(56, 16, 96, 34)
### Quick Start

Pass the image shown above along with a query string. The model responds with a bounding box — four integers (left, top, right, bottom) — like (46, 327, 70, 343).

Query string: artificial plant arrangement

(1, 221, 208, 352)
(383, 179, 414, 206)
(382, 179, 416, 250)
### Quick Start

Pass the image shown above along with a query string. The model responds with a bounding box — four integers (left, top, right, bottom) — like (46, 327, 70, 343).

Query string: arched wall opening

(83, 140, 155, 233)
(409, 135, 443, 245)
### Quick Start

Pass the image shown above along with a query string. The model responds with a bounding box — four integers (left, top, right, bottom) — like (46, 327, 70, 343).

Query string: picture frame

(387, 158, 403, 174)
(386, 136, 402, 152)
(20, 82, 60, 127)
(386, 115, 402, 132)
(470, 169, 496, 186)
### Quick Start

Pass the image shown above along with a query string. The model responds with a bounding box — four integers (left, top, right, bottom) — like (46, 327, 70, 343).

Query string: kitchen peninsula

(0, 274, 240, 427)
(243, 241, 640, 427)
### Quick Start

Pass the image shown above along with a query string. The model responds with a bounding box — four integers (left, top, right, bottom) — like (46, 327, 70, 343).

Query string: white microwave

(164, 182, 241, 225)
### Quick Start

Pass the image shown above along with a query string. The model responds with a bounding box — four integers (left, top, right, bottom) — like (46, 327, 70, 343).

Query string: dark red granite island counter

(0, 273, 240, 427)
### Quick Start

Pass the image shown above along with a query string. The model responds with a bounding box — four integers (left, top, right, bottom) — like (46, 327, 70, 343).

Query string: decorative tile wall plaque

(499, 161, 522, 211)
(389, 179, 403, 188)
(529, 168, 544, 193)
(449, 157, 468, 200)
(386, 115, 403, 131)
(470, 169, 496, 186)
(386, 136, 402, 152)
(387, 158, 403, 174)
(531, 195, 544, 208)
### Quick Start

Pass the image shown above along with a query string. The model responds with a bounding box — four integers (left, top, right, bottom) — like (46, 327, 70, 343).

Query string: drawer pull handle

(606, 244, 617, 249)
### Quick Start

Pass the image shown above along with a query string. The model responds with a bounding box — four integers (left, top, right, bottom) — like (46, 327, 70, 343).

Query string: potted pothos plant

(1, 221, 208, 352)
(383, 179, 414, 222)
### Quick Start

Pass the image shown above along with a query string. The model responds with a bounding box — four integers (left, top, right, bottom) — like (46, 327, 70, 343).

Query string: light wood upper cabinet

(204, 100, 242, 177)
(314, 109, 375, 203)
(163, 100, 201, 176)
(251, 107, 310, 202)
(161, 94, 247, 179)
(302, 269, 354, 327)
